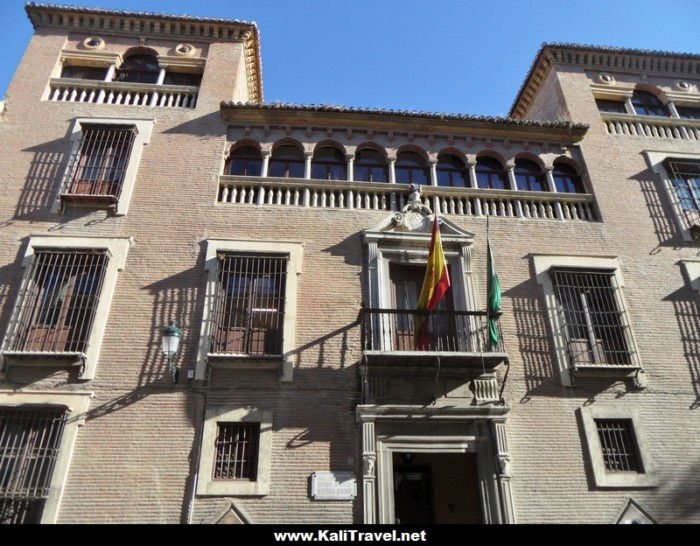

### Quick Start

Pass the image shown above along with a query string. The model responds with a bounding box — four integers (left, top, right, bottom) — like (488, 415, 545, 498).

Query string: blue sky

(1, 0, 699, 117)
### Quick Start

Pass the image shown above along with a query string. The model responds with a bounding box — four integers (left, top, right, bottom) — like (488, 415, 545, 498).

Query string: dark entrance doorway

(392, 452, 482, 524)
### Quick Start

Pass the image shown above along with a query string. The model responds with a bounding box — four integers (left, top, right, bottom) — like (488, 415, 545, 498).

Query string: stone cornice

(220, 102, 588, 143)
(25, 3, 263, 101)
(511, 43, 700, 119)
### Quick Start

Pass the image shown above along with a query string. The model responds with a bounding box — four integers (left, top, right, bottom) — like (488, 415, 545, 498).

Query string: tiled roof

(221, 101, 589, 130)
(510, 42, 700, 118)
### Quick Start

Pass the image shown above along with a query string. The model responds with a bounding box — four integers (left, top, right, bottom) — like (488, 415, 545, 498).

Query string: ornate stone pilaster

(361, 421, 377, 524)
(491, 420, 516, 524)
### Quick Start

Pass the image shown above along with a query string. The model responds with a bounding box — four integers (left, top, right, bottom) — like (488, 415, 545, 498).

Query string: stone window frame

(0, 235, 132, 381)
(52, 117, 154, 216)
(0, 390, 93, 523)
(532, 254, 643, 387)
(644, 150, 700, 242)
(578, 405, 657, 489)
(196, 406, 273, 497)
(196, 239, 303, 382)
(680, 259, 700, 294)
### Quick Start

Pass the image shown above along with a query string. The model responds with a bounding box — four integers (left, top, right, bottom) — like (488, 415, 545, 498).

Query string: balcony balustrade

(601, 112, 700, 140)
(218, 175, 597, 221)
(47, 78, 198, 108)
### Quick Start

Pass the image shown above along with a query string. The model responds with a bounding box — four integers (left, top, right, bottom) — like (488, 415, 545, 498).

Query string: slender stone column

(624, 97, 636, 115)
(361, 421, 377, 524)
(667, 101, 681, 119)
(388, 158, 397, 184)
(429, 160, 438, 186)
(506, 162, 518, 191)
(261, 150, 271, 177)
(156, 67, 166, 85)
(346, 153, 355, 182)
(104, 63, 116, 82)
(467, 160, 478, 188)
(304, 152, 313, 179)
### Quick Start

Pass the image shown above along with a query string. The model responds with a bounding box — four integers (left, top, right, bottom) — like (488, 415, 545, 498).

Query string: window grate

(6, 249, 108, 353)
(552, 269, 633, 367)
(210, 254, 286, 356)
(65, 125, 136, 198)
(213, 423, 259, 481)
(0, 407, 67, 524)
(595, 419, 643, 473)
(666, 160, 700, 226)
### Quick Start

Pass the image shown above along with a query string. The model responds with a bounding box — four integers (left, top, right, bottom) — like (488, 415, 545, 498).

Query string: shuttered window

(213, 423, 260, 481)
(0, 407, 67, 524)
(6, 249, 108, 353)
(595, 419, 643, 473)
(211, 254, 286, 356)
(65, 124, 136, 198)
(552, 269, 633, 367)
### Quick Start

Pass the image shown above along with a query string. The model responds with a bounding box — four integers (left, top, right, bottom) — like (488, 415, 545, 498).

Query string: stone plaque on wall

(310, 471, 357, 500)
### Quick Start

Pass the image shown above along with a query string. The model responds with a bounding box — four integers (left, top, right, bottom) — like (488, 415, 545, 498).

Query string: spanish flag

(415, 217, 451, 349)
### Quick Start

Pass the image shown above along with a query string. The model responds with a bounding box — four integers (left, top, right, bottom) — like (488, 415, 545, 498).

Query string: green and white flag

(487, 240, 501, 350)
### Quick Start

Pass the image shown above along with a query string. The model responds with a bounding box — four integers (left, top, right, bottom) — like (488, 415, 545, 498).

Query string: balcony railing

(46, 78, 198, 108)
(218, 175, 597, 221)
(601, 112, 700, 140)
(361, 307, 506, 365)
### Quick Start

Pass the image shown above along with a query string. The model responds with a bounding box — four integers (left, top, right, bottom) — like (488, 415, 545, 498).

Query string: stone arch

(396, 144, 429, 163)
(514, 152, 546, 171)
(226, 138, 261, 158)
(437, 147, 468, 165)
(312, 139, 347, 156)
(552, 155, 582, 174)
(475, 149, 506, 166)
(355, 141, 389, 160)
(271, 138, 305, 154)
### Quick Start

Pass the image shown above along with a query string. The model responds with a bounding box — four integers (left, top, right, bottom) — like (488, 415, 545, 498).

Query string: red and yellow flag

(415, 217, 451, 349)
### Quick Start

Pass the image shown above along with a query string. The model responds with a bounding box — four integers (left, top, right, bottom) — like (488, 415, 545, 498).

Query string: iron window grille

(595, 419, 643, 473)
(0, 407, 67, 524)
(4, 249, 109, 354)
(210, 254, 287, 357)
(551, 269, 634, 368)
(63, 124, 137, 200)
(666, 160, 700, 228)
(213, 422, 260, 481)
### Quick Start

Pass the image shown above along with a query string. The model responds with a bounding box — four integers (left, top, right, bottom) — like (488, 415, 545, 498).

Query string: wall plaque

(310, 471, 357, 500)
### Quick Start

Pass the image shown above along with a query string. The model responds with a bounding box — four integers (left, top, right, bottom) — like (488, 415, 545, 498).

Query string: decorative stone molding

(59, 49, 122, 68)
(174, 43, 196, 57)
(472, 374, 500, 404)
(675, 80, 692, 91)
(157, 55, 206, 71)
(81, 36, 105, 50)
(598, 72, 615, 84)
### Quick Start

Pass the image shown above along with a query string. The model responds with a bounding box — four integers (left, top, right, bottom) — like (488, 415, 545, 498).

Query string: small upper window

(595, 99, 627, 114)
(395, 152, 429, 185)
(214, 422, 260, 481)
(677, 106, 700, 120)
(436, 154, 468, 187)
(311, 147, 346, 181)
(552, 163, 585, 193)
(514, 159, 546, 192)
(475, 157, 509, 190)
(355, 149, 387, 182)
(115, 54, 160, 84)
(60, 65, 108, 81)
(631, 90, 670, 117)
(268, 145, 304, 178)
(228, 146, 262, 177)
(595, 419, 643, 473)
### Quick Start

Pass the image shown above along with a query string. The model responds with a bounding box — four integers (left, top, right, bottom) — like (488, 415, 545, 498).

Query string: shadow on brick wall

(663, 283, 700, 410)
(635, 169, 683, 250)
(15, 139, 70, 220)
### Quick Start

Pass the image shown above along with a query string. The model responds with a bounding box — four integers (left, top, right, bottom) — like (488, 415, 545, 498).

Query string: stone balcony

(601, 112, 700, 140)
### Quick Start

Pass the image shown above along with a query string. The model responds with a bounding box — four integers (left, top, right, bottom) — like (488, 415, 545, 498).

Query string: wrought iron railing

(361, 307, 505, 354)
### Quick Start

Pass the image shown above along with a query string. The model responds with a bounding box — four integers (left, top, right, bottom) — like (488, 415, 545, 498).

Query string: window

(578, 406, 656, 488)
(54, 118, 154, 216)
(114, 54, 160, 84)
(227, 146, 262, 176)
(532, 255, 643, 387)
(595, 419, 642, 473)
(514, 159, 546, 192)
(213, 422, 260, 481)
(268, 145, 304, 178)
(63, 124, 136, 201)
(0, 392, 91, 524)
(395, 152, 429, 185)
(197, 240, 303, 382)
(355, 148, 387, 182)
(197, 407, 273, 496)
(4, 249, 108, 354)
(475, 157, 509, 190)
(162, 71, 202, 87)
(436, 154, 468, 187)
(60, 65, 107, 81)
(210, 254, 286, 357)
(631, 90, 670, 117)
(0, 407, 67, 524)
(1, 236, 131, 381)
(552, 162, 585, 193)
(311, 146, 346, 180)
(665, 160, 700, 227)
(676, 106, 700, 120)
(595, 98, 627, 114)
(551, 269, 633, 367)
